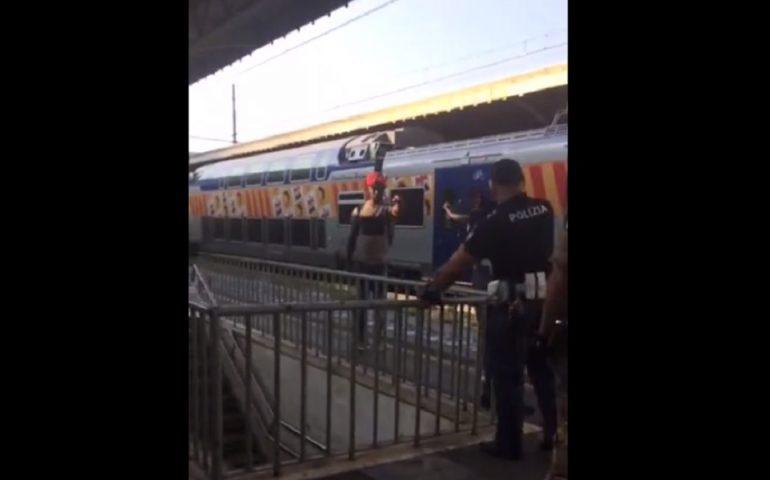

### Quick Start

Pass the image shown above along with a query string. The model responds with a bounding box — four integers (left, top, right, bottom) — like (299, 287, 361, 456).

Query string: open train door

(432, 157, 496, 283)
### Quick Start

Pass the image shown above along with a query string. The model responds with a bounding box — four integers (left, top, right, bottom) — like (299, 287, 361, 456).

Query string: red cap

(365, 172, 386, 188)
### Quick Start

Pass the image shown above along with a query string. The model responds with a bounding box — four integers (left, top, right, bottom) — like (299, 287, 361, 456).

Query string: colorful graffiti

(189, 162, 566, 219)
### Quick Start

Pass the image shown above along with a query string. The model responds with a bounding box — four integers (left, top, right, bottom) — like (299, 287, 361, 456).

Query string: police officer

(420, 159, 557, 460)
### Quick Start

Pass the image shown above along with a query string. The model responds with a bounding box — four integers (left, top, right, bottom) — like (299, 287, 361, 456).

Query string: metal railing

(197, 254, 486, 401)
(189, 256, 491, 479)
(195, 253, 485, 304)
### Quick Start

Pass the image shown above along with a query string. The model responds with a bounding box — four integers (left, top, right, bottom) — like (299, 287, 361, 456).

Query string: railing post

(210, 309, 223, 480)
(393, 307, 403, 445)
(435, 304, 445, 436)
(471, 304, 486, 436)
(414, 307, 425, 447)
(463, 306, 472, 412)
(454, 304, 464, 431)
(348, 306, 357, 461)
(201, 311, 210, 471)
(272, 312, 282, 477)
(300, 311, 308, 461)
(191, 308, 200, 461)
(325, 310, 333, 457)
(188, 309, 193, 455)
(244, 314, 254, 471)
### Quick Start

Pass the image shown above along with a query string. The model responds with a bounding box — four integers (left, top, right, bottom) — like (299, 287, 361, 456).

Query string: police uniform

(468, 199, 496, 290)
(464, 192, 557, 458)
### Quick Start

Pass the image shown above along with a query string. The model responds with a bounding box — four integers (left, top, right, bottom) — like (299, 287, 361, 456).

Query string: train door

(432, 160, 494, 280)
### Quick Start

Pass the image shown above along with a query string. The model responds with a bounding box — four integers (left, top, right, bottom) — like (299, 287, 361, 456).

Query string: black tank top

(349, 204, 391, 266)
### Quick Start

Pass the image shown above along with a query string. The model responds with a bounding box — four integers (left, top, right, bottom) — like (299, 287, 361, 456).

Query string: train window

(246, 173, 262, 186)
(247, 219, 262, 243)
(339, 192, 364, 202)
(291, 219, 311, 247)
(202, 216, 214, 241)
(337, 191, 365, 225)
(290, 168, 311, 182)
(391, 188, 424, 226)
(267, 218, 285, 244)
(267, 171, 285, 184)
(226, 176, 242, 189)
(229, 218, 243, 241)
(316, 218, 326, 248)
(338, 205, 357, 225)
(315, 166, 327, 181)
(213, 218, 225, 239)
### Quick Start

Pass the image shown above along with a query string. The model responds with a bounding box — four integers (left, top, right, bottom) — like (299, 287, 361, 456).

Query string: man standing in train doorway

(347, 171, 400, 347)
(420, 159, 557, 460)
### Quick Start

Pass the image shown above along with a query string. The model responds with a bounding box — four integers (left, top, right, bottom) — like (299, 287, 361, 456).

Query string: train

(189, 123, 567, 280)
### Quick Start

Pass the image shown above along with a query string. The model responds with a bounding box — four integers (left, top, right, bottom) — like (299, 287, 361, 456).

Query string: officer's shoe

(479, 441, 521, 460)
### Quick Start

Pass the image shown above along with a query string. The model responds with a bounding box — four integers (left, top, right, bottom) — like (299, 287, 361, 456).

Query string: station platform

(317, 432, 549, 480)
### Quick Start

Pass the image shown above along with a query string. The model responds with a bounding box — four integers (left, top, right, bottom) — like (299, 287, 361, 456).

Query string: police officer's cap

(491, 159, 524, 186)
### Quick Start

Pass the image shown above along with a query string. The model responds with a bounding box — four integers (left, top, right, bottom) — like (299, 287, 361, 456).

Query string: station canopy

(190, 0, 353, 84)
(189, 64, 567, 167)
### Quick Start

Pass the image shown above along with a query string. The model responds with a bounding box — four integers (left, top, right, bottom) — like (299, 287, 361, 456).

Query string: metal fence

(197, 254, 484, 359)
(189, 256, 491, 479)
(195, 253, 484, 305)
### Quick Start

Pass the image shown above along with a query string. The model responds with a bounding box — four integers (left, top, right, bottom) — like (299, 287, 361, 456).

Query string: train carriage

(189, 124, 567, 280)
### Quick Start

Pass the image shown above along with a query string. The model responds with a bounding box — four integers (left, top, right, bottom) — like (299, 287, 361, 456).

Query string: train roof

(194, 124, 567, 180)
(196, 132, 392, 180)
(383, 124, 567, 168)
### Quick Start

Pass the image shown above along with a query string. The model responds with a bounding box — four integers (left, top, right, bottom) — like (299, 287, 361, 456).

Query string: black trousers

(485, 304, 557, 454)
(354, 263, 386, 344)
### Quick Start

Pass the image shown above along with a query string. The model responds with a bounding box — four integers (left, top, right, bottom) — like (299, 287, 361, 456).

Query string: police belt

(486, 272, 547, 305)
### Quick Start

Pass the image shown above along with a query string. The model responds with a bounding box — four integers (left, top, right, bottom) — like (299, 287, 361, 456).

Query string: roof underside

(189, 0, 352, 84)
(189, 64, 567, 167)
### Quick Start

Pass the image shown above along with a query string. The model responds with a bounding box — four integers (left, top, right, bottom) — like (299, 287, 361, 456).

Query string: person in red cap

(347, 171, 400, 347)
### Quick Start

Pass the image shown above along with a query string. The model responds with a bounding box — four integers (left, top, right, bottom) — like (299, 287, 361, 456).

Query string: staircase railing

(189, 258, 491, 479)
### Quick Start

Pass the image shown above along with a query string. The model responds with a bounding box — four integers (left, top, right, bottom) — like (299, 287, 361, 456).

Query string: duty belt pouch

(487, 281, 529, 317)
(487, 273, 546, 307)
(525, 273, 548, 300)
(486, 280, 511, 305)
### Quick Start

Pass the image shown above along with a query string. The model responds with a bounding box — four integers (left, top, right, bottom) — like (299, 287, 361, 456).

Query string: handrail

(192, 264, 218, 306)
(199, 253, 485, 297)
(215, 297, 488, 315)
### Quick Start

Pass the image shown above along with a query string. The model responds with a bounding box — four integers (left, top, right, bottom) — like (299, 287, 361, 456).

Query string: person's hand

(443, 201, 451, 211)
(417, 282, 442, 305)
